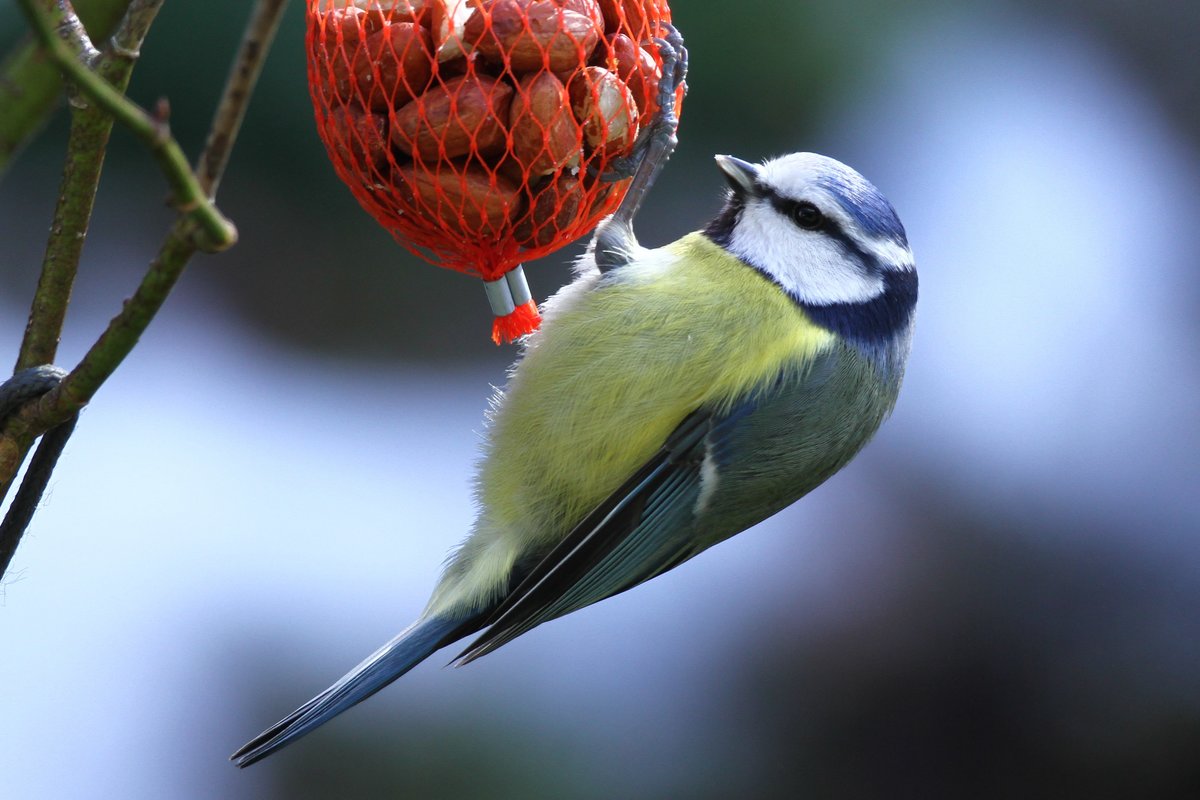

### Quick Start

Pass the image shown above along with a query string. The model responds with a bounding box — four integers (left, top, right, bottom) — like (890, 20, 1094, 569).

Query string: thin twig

(5, 0, 285, 464)
(16, 0, 166, 372)
(0, 0, 131, 177)
(1, 0, 288, 579)
(49, 0, 101, 65)
(43, 217, 200, 418)
(197, 0, 290, 198)
(0, 413, 77, 577)
(14, 110, 106, 371)
(0, 218, 197, 564)
(15, 0, 238, 253)
(98, 0, 164, 79)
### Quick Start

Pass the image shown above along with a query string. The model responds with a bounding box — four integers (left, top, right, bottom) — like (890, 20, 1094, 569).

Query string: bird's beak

(714, 155, 761, 197)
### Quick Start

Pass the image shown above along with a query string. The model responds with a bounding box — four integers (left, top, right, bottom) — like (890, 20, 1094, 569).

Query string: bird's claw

(591, 24, 687, 272)
(592, 23, 688, 184)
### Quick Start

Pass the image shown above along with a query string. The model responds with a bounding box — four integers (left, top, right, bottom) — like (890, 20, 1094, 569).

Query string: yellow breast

(478, 232, 836, 549)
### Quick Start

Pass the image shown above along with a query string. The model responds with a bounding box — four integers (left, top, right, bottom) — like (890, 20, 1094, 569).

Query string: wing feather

(454, 409, 719, 664)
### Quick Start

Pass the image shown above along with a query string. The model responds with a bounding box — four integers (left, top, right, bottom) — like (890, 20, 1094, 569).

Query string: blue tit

(233, 43, 915, 769)
(232, 148, 917, 766)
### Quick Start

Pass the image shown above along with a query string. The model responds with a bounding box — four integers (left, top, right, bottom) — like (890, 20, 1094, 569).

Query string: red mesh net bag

(306, 0, 682, 343)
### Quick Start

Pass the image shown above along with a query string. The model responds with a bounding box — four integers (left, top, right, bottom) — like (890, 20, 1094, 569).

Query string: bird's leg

(593, 25, 688, 273)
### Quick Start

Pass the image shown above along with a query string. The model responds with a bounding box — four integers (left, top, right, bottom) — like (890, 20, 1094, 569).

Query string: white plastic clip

(483, 274, 516, 317)
(505, 265, 532, 307)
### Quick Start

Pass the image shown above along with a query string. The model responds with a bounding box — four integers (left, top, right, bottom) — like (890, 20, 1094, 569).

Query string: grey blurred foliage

(3, 0, 1199, 798)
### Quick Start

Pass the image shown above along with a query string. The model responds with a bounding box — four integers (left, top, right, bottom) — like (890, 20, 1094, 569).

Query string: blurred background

(2, 0, 1199, 797)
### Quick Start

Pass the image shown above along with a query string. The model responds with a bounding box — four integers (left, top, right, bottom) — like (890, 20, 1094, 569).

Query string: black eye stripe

(760, 185, 883, 273)
(702, 181, 891, 281)
(764, 189, 837, 235)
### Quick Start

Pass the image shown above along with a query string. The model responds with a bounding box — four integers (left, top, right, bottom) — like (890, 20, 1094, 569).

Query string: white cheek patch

(868, 238, 916, 271)
(728, 202, 884, 305)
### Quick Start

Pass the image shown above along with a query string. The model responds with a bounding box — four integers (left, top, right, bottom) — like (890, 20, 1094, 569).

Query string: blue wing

(454, 400, 758, 665)
(454, 343, 886, 665)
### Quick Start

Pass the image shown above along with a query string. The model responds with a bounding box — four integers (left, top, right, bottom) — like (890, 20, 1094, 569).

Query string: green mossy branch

(17, 0, 166, 372)
(1, 0, 291, 582)
(0, 0, 131, 176)
(15, 0, 238, 253)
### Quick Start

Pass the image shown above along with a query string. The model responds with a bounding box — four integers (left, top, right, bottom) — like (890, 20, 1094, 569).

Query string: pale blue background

(3, 2, 1198, 797)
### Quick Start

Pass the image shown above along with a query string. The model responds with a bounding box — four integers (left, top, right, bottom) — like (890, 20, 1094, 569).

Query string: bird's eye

(790, 201, 825, 231)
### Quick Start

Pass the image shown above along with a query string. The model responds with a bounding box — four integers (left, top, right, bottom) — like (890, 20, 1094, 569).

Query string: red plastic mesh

(306, 0, 681, 282)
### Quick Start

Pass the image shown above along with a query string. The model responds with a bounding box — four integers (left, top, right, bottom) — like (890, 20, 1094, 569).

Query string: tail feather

(231, 614, 479, 767)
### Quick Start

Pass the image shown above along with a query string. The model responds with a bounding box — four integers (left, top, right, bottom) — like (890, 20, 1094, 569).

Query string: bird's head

(703, 152, 917, 364)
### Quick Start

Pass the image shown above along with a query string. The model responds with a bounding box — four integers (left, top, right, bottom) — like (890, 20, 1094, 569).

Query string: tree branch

(32, 217, 201, 426)
(0, 0, 130, 176)
(15, 0, 239, 253)
(197, 0, 290, 198)
(1, 0, 291, 580)
(49, 0, 102, 65)
(16, 0, 166, 372)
